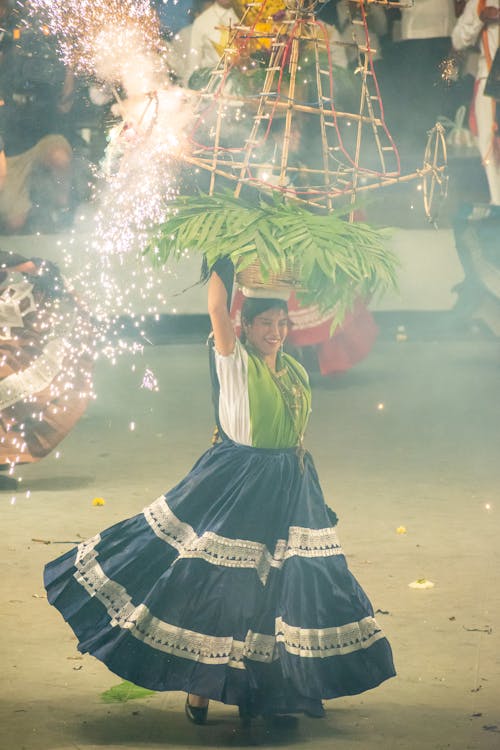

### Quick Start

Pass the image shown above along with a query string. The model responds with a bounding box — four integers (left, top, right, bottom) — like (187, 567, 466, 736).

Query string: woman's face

(243, 308, 289, 359)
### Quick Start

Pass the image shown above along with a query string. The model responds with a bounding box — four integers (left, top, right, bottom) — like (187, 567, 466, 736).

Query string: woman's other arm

(208, 271, 236, 356)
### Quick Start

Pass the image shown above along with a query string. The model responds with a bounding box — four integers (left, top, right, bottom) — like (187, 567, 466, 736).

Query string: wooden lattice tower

(182, 0, 444, 213)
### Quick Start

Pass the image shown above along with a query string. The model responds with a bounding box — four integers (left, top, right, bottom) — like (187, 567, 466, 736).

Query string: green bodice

(245, 346, 311, 450)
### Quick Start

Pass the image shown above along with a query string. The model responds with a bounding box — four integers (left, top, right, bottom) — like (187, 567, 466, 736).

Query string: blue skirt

(44, 440, 395, 715)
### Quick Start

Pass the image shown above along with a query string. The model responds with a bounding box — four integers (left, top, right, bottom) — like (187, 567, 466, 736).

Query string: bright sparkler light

(141, 368, 159, 392)
(28, 0, 166, 81)
(0, 265, 96, 482)
(80, 122, 192, 347)
(27, 0, 197, 364)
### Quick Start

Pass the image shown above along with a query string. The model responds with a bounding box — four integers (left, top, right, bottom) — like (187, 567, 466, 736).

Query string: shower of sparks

(93, 87, 190, 260)
(0, 263, 96, 481)
(141, 368, 159, 392)
(81, 92, 188, 328)
(25, 0, 196, 369)
(27, 0, 166, 83)
(439, 56, 459, 85)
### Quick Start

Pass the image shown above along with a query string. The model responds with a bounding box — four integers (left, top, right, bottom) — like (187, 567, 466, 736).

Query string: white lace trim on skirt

(73, 533, 384, 669)
(144, 496, 343, 585)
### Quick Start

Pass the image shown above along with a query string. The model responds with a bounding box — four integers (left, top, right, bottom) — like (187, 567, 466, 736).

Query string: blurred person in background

(184, 0, 239, 87)
(452, 0, 500, 205)
(163, 0, 213, 85)
(382, 0, 458, 161)
(0, 0, 74, 232)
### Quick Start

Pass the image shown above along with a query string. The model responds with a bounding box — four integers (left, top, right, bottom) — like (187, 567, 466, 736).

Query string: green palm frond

(145, 193, 398, 320)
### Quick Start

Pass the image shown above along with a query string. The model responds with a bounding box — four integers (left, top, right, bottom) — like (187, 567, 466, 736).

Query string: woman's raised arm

(207, 270, 236, 356)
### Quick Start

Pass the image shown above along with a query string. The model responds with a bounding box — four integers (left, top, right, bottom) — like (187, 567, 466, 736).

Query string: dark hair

(240, 297, 289, 344)
(241, 297, 288, 325)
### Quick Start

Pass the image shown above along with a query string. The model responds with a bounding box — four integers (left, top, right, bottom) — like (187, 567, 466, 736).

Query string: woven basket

(236, 258, 302, 293)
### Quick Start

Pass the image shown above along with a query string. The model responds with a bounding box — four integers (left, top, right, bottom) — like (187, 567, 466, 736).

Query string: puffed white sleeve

(214, 338, 252, 446)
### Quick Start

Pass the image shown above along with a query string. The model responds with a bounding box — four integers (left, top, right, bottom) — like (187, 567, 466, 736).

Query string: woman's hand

(480, 6, 500, 24)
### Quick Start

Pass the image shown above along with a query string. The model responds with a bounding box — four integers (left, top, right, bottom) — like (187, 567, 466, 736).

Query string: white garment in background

(165, 24, 193, 84)
(452, 0, 500, 204)
(400, 0, 456, 40)
(185, 2, 239, 85)
(452, 0, 499, 78)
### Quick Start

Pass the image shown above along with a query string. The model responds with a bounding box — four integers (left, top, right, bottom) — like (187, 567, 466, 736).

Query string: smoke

(27, 0, 195, 326)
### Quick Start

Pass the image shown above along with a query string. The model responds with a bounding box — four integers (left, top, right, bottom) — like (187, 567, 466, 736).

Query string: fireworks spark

(73, 125, 186, 329)
(26, 0, 196, 363)
(439, 56, 459, 85)
(0, 263, 96, 479)
(28, 0, 167, 83)
(141, 368, 159, 392)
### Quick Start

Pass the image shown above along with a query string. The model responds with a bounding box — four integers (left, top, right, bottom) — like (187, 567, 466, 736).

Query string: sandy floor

(1, 336, 499, 750)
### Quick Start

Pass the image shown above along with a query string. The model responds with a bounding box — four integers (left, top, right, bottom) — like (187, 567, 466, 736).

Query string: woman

(44, 267, 395, 724)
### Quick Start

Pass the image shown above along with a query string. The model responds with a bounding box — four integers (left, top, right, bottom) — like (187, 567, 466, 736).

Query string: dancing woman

(44, 263, 395, 724)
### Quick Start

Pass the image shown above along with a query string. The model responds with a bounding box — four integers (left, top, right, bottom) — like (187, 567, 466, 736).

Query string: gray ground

(1, 336, 499, 750)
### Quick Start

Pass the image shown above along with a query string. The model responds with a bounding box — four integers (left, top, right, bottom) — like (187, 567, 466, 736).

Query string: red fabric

(469, 80, 500, 161)
(469, 79, 480, 137)
(316, 303, 379, 375)
(231, 290, 378, 377)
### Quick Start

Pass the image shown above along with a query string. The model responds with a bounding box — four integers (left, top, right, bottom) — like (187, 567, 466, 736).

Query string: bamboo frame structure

(182, 0, 445, 218)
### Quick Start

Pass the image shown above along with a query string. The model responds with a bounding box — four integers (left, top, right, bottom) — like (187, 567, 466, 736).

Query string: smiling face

(243, 307, 289, 362)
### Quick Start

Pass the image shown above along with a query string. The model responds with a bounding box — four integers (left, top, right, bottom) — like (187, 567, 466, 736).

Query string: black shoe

(185, 697, 208, 725)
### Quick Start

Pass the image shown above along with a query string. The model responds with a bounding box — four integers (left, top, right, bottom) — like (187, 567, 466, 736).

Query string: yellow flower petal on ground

(396, 526, 407, 534)
(92, 497, 105, 506)
(408, 579, 435, 589)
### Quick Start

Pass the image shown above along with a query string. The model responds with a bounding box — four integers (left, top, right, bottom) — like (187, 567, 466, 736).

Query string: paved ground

(1, 334, 499, 750)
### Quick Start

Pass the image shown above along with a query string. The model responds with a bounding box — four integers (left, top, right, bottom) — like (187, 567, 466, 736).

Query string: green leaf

(100, 681, 155, 703)
(144, 192, 398, 326)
